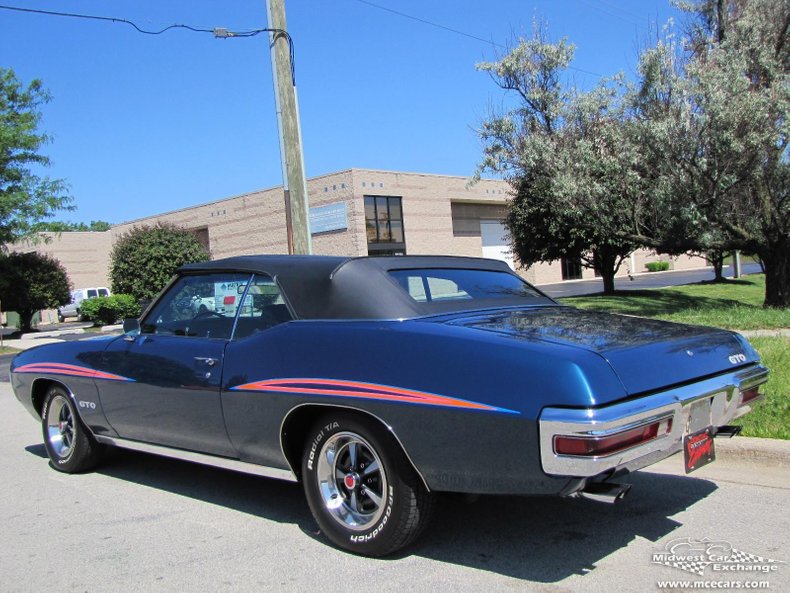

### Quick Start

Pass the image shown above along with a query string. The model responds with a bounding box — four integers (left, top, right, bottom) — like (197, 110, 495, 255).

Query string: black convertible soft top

(179, 255, 553, 320)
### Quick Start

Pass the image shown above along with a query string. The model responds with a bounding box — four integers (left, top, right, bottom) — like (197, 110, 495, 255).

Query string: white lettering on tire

(307, 421, 340, 471)
(349, 485, 395, 543)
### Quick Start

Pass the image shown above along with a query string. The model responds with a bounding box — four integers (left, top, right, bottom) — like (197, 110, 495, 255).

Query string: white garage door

(480, 220, 515, 270)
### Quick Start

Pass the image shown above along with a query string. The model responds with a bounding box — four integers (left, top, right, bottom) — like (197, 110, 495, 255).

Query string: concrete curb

(1, 338, 65, 351)
(715, 435, 790, 465)
(20, 328, 85, 340)
(738, 329, 790, 338)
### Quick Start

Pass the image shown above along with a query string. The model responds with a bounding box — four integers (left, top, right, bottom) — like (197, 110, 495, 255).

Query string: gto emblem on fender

(78, 400, 96, 410)
(728, 353, 747, 365)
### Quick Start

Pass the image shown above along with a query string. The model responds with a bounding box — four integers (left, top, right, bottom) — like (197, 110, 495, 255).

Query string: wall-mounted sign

(310, 202, 348, 234)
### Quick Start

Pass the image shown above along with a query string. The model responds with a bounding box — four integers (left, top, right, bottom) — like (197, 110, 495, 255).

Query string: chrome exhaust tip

(577, 482, 632, 504)
(715, 425, 742, 438)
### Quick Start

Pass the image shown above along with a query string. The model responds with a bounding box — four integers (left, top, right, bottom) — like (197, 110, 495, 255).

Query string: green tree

(0, 67, 72, 246)
(32, 220, 112, 232)
(0, 251, 71, 331)
(476, 26, 639, 293)
(110, 223, 210, 301)
(632, 0, 789, 307)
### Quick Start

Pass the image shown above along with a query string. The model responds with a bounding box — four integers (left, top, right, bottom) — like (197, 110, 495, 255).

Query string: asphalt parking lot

(1, 382, 788, 593)
(539, 262, 763, 298)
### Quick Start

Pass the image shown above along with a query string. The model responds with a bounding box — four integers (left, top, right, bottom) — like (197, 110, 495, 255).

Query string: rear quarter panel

(221, 318, 626, 495)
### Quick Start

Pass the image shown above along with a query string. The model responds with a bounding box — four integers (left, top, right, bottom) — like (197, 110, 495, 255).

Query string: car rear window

(389, 268, 541, 303)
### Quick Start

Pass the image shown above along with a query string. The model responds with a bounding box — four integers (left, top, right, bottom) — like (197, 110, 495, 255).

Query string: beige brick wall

(308, 170, 362, 256)
(111, 187, 292, 259)
(111, 171, 364, 260)
(12, 232, 113, 290)
(630, 250, 710, 274)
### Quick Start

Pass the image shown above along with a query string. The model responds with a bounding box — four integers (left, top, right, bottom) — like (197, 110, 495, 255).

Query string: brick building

(15, 168, 708, 300)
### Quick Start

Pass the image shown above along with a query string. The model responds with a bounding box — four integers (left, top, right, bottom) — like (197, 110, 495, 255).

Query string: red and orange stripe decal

(231, 378, 517, 414)
(14, 363, 134, 382)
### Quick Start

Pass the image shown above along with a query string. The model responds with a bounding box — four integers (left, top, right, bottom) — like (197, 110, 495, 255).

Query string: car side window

(390, 268, 541, 303)
(141, 273, 251, 339)
(232, 274, 292, 339)
(395, 273, 471, 302)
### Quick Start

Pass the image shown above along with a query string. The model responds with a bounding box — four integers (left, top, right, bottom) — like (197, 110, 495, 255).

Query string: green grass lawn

(561, 274, 789, 330)
(561, 274, 788, 440)
(0, 346, 19, 355)
(732, 337, 789, 439)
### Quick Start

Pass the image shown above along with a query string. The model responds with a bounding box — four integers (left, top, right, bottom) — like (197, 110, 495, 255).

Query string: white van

(58, 287, 111, 322)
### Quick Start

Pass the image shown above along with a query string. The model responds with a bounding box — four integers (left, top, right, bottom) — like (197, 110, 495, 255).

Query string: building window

(561, 256, 583, 281)
(451, 202, 508, 237)
(365, 196, 406, 255)
(191, 227, 210, 253)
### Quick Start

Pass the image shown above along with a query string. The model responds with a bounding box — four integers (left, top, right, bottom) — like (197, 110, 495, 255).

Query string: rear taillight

(740, 386, 761, 405)
(554, 417, 673, 457)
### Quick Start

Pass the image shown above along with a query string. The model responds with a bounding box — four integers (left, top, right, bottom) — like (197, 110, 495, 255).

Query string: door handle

(194, 357, 218, 367)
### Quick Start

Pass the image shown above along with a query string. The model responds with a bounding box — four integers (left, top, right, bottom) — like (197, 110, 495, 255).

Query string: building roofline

(348, 167, 506, 184)
(114, 184, 286, 227)
(113, 168, 508, 228)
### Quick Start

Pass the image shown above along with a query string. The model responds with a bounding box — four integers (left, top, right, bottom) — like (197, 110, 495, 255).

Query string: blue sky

(2, 0, 681, 225)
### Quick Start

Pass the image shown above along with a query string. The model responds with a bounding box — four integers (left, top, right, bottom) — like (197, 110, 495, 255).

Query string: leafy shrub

(645, 261, 670, 272)
(80, 294, 141, 325)
(110, 223, 210, 301)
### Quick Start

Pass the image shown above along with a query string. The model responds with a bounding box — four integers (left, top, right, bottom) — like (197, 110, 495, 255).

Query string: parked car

(57, 287, 111, 322)
(11, 255, 768, 556)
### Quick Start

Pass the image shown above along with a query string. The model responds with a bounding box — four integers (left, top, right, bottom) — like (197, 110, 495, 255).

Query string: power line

(587, 0, 645, 23)
(0, 4, 213, 35)
(0, 4, 296, 82)
(355, 0, 503, 50)
(577, 0, 641, 25)
(351, 0, 603, 78)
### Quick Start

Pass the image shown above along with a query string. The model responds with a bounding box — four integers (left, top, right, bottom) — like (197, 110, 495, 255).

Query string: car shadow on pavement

(24, 443, 309, 525)
(96, 447, 310, 524)
(24, 443, 717, 582)
(409, 469, 718, 581)
(24, 444, 47, 458)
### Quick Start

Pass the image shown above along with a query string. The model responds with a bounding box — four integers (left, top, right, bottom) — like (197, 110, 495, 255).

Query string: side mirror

(122, 318, 140, 341)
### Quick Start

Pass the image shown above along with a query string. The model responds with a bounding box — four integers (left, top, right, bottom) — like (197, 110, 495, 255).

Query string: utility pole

(265, 0, 312, 254)
(732, 250, 742, 278)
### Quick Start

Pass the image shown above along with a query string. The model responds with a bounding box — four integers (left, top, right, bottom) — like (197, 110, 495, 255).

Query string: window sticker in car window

(141, 273, 250, 338)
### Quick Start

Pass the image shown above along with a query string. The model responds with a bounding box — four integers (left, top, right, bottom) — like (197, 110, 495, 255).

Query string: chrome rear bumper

(539, 365, 769, 477)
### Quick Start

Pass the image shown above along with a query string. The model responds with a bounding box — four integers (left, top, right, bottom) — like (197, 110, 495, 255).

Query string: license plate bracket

(684, 426, 715, 473)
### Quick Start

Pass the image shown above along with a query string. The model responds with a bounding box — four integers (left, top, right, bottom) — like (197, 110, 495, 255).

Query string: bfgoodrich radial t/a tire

(302, 413, 434, 556)
(41, 386, 103, 473)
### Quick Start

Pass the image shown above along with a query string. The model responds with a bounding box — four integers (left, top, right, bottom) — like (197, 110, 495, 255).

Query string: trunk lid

(447, 306, 756, 395)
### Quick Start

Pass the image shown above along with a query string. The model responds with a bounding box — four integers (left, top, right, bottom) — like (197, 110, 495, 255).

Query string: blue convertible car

(11, 255, 768, 555)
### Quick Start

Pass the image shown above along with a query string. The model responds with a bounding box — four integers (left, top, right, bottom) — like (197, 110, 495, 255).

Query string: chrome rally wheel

(315, 432, 388, 532)
(41, 386, 103, 473)
(45, 394, 75, 460)
(302, 413, 434, 556)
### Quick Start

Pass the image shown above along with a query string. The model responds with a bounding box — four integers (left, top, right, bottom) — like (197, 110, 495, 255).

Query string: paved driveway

(539, 263, 763, 298)
(1, 382, 787, 593)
